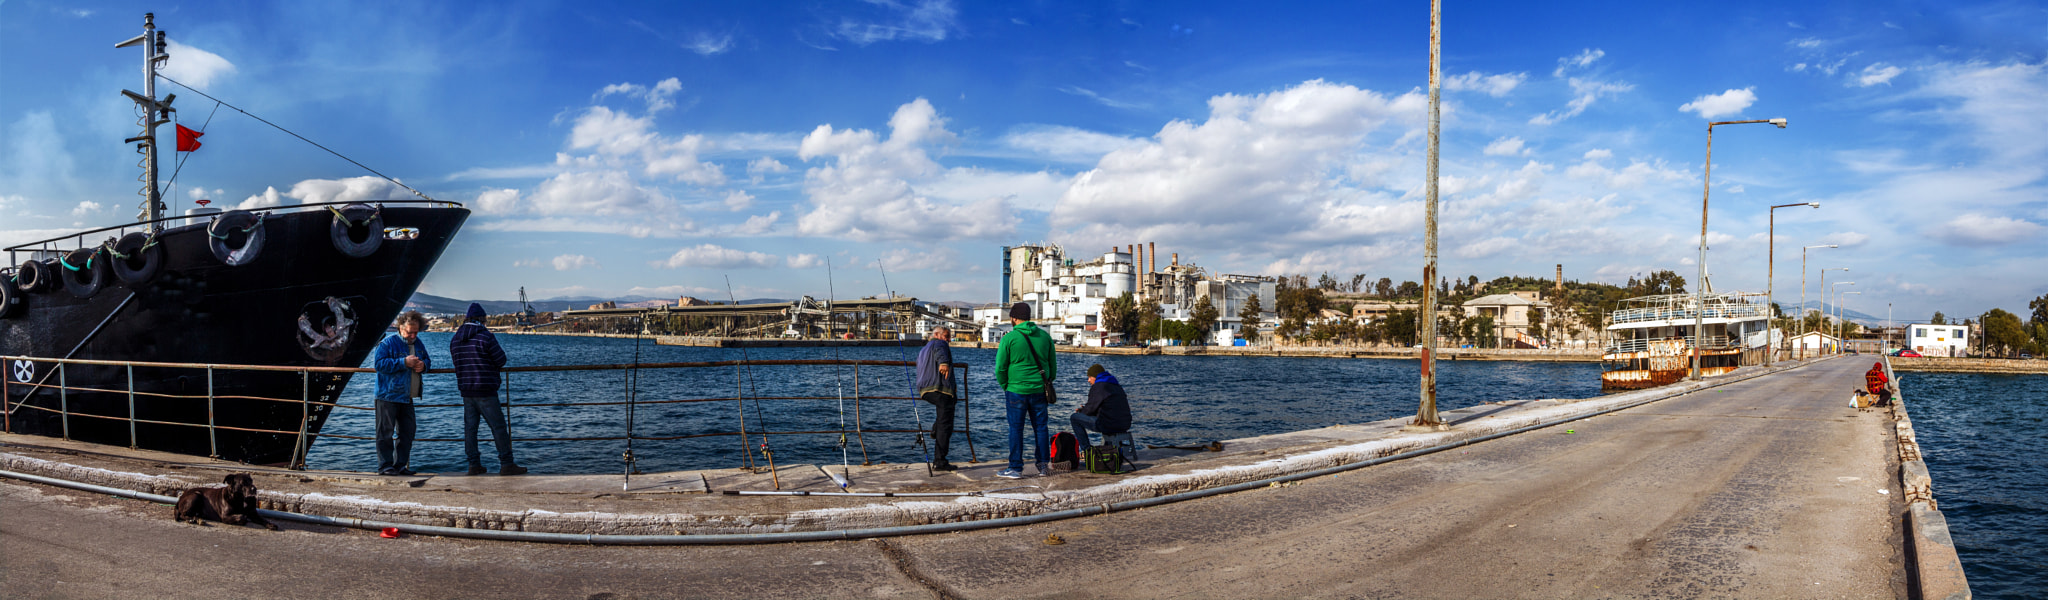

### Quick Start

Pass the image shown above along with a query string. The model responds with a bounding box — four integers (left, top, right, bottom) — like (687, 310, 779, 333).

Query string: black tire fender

(60, 247, 107, 299)
(207, 210, 267, 266)
(329, 203, 384, 258)
(109, 231, 165, 285)
(12, 259, 49, 293)
(0, 274, 18, 318)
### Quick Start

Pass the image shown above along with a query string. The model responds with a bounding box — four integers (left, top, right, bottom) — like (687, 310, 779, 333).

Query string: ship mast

(116, 13, 173, 230)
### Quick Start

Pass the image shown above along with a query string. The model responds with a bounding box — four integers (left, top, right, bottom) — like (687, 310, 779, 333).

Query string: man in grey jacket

(915, 327, 959, 471)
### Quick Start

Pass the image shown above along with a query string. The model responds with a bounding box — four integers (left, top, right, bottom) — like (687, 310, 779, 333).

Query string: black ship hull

(3, 206, 467, 465)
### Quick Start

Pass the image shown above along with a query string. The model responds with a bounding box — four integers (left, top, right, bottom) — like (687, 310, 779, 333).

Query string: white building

(1906, 323, 1971, 357)
(1001, 243, 1274, 346)
(1789, 331, 1839, 354)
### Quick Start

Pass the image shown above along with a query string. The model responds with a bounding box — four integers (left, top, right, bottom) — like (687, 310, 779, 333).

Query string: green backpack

(1083, 446, 1127, 474)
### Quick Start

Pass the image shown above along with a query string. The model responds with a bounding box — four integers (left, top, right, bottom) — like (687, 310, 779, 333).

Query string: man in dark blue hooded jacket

(1071, 364, 1131, 451)
(449, 303, 524, 475)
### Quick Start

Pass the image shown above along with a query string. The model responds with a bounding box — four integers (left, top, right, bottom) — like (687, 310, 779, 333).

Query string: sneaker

(499, 465, 528, 476)
(932, 461, 958, 472)
(1037, 463, 1051, 477)
(377, 469, 399, 476)
(395, 468, 417, 476)
(467, 465, 487, 476)
(996, 468, 1024, 479)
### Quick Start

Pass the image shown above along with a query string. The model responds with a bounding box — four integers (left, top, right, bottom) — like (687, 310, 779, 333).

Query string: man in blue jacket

(451, 303, 524, 476)
(373, 311, 430, 476)
(1072, 364, 1132, 452)
(915, 326, 958, 471)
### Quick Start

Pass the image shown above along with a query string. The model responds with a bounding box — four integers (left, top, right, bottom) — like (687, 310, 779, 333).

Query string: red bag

(1050, 432, 1080, 468)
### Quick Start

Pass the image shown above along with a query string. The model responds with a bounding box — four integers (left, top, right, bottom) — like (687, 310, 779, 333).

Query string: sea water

(1894, 371, 2048, 599)
(306, 333, 1601, 475)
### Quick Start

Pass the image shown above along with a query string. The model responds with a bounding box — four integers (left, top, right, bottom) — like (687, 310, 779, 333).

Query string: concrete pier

(0, 356, 1961, 598)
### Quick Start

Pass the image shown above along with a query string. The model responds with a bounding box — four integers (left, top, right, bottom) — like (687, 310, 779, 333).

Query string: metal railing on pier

(1, 355, 975, 471)
(1601, 336, 1735, 355)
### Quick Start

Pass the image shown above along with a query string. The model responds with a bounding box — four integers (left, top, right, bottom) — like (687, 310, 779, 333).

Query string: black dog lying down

(173, 473, 278, 530)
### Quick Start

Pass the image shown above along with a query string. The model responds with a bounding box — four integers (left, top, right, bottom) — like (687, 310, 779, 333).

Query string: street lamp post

(1799, 245, 1836, 360)
(1832, 281, 1856, 354)
(1820, 267, 1848, 354)
(1693, 118, 1788, 381)
(1767, 202, 1820, 366)
(1839, 291, 1863, 350)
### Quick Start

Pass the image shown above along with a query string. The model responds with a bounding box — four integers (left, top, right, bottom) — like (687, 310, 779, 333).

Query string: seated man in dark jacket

(1071, 364, 1132, 451)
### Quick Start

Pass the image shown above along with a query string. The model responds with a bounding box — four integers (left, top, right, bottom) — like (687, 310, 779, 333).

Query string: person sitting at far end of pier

(451, 303, 526, 476)
(1864, 362, 1894, 406)
(372, 311, 431, 476)
(916, 326, 960, 472)
(995, 302, 1056, 479)
(1071, 364, 1132, 460)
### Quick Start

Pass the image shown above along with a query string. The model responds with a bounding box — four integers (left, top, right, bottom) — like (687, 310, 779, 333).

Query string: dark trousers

(1070, 412, 1104, 449)
(374, 399, 416, 473)
(922, 392, 957, 464)
(463, 395, 516, 468)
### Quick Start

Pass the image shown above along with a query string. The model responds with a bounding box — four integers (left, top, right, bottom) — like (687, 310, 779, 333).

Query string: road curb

(3, 357, 1828, 543)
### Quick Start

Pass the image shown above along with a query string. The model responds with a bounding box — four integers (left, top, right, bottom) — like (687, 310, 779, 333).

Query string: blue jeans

(1070, 412, 1103, 449)
(463, 395, 516, 468)
(1005, 391, 1050, 470)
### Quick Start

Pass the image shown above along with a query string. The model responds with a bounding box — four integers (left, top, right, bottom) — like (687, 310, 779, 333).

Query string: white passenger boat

(1601, 292, 1776, 390)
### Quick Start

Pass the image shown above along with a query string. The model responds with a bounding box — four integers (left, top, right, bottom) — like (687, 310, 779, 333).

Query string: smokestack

(1136, 244, 1143, 274)
(1150, 243, 1158, 273)
(1555, 264, 1564, 289)
(1172, 252, 1179, 269)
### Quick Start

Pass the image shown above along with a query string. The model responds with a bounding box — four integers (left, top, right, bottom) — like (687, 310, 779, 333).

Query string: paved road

(1, 359, 1906, 599)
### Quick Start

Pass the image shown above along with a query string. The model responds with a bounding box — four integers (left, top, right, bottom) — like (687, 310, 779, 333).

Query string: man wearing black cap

(1072, 364, 1131, 453)
(450, 303, 525, 476)
(994, 301, 1056, 478)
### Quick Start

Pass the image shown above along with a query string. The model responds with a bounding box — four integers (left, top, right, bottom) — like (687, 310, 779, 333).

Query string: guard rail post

(58, 362, 68, 440)
(126, 364, 137, 448)
(961, 363, 977, 463)
(292, 369, 310, 470)
(853, 362, 870, 465)
(205, 366, 217, 459)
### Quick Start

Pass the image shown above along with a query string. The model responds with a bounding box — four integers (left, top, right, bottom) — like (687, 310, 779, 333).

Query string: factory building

(995, 243, 1275, 346)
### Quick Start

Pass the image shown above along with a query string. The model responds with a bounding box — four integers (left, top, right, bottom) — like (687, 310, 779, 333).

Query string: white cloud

(1564, 158, 1689, 190)
(552, 254, 600, 270)
(786, 253, 824, 269)
(722, 190, 754, 211)
(239, 186, 284, 210)
(1443, 71, 1527, 97)
(1003, 126, 1142, 163)
(1583, 148, 1613, 160)
(831, 0, 959, 45)
(70, 201, 104, 217)
(746, 157, 790, 183)
(528, 170, 668, 217)
(874, 247, 962, 272)
(795, 98, 1018, 241)
(475, 188, 520, 214)
(282, 176, 407, 205)
(1531, 77, 1634, 125)
(1483, 136, 1530, 157)
(185, 187, 224, 201)
(923, 168, 1072, 213)
(1678, 87, 1758, 118)
(1818, 231, 1869, 248)
(595, 78, 684, 114)
(653, 243, 781, 269)
(1058, 86, 1145, 110)
(162, 40, 237, 88)
(1856, 63, 1904, 87)
(1051, 79, 1428, 251)
(689, 32, 735, 56)
(1932, 214, 2044, 246)
(1553, 48, 1605, 77)
(566, 92, 724, 186)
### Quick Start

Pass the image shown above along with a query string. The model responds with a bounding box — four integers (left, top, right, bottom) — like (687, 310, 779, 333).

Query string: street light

(1799, 245, 1836, 360)
(1826, 264, 1859, 350)
(1832, 281, 1856, 354)
(1839, 291, 1863, 351)
(1693, 117, 1789, 381)
(1767, 202, 1821, 366)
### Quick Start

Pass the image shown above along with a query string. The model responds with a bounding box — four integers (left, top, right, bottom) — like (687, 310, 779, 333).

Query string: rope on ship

(156, 74, 436, 203)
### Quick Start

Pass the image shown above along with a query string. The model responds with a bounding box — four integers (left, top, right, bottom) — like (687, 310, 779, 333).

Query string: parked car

(1894, 349, 1923, 358)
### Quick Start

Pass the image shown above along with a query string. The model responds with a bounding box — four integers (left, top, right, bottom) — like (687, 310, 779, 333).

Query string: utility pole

(1412, 0, 1444, 430)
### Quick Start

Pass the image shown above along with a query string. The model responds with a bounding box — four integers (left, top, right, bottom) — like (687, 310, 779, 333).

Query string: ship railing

(1608, 304, 1768, 325)
(2, 199, 463, 268)
(1, 355, 974, 472)
(1602, 335, 1735, 355)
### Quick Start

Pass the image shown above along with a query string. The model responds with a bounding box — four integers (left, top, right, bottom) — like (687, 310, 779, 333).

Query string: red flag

(176, 124, 204, 152)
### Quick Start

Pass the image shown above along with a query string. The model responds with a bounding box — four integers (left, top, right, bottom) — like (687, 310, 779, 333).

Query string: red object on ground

(175, 124, 204, 152)
(380, 527, 402, 539)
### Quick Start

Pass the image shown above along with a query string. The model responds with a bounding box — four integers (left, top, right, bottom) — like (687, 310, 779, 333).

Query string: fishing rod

(879, 263, 934, 478)
(825, 258, 851, 489)
(727, 275, 779, 490)
(623, 315, 644, 491)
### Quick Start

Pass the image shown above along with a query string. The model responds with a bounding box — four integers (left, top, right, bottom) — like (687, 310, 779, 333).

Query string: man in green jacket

(994, 301, 1056, 478)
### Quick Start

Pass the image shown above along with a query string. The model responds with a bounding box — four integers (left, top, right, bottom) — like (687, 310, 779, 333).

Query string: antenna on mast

(117, 13, 173, 230)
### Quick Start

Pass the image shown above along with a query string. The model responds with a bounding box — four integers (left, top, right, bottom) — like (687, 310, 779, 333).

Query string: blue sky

(3, 1, 2045, 322)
